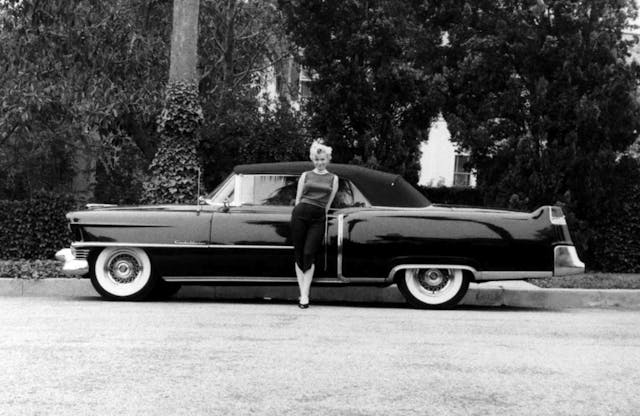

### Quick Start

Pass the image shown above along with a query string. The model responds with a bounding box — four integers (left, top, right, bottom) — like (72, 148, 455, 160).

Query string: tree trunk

(142, 0, 202, 204)
(169, 0, 200, 83)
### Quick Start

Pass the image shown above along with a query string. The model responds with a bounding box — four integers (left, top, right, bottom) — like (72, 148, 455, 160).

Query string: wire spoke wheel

(397, 268, 469, 309)
(91, 247, 155, 300)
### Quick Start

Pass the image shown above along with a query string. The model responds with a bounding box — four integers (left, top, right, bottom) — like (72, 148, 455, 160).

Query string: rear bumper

(55, 248, 89, 276)
(554, 246, 585, 276)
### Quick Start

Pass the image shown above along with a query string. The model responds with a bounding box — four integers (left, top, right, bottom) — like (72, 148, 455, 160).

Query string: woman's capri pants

(291, 202, 326, 272)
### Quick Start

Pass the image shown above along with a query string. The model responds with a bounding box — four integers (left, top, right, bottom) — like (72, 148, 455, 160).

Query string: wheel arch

(81, 245, 158, 272)
(387, 257, 480, 283)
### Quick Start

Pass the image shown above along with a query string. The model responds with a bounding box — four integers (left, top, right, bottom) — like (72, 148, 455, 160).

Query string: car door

(207, 174, 298, 278)
(205, 173, 370, 281)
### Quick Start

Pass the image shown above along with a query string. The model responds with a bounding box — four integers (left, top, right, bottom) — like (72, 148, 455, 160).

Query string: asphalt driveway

(0, 297, 638, 415)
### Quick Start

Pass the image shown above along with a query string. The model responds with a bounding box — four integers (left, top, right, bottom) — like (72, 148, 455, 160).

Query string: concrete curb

(1, 278, 640, 308)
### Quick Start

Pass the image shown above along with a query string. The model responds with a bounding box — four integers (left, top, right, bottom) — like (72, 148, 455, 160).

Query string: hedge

(0, 259, 68, 279)
(418, 186, 484, 206)
(0, 191, 76, 260)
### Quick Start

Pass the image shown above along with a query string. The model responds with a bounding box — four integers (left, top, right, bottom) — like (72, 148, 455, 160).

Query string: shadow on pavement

(71, 294, 552, 312)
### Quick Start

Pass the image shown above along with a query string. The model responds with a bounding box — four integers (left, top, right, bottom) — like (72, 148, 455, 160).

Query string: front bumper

(55, 248, 89, 276)
(554, 246, 585, 276)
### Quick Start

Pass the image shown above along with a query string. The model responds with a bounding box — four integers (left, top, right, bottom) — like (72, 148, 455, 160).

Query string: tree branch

(0, 123, 20, 147)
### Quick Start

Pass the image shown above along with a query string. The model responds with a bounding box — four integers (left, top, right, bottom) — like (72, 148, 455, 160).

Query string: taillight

(549, 206, 567, 225)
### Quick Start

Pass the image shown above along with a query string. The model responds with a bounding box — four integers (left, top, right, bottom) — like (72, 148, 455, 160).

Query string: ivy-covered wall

(0, 192, 76, 260)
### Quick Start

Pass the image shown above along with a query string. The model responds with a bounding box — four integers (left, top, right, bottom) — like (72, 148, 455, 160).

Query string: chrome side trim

(86, 203, 117, 209)
(72, 242, 293, 250)
(369, 205, 429, 210)
(387, 264, 478, 283)
(162, 276, 345, 284)
(174, 241, 207, 245)
(387, 264, 551, 282)
(554, 245, 585, 276)
(344, 277, 388, 283)
(476, 271, 552, 280)
(336, 214, 348, 282)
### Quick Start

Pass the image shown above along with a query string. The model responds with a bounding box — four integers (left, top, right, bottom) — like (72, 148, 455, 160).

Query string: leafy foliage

(0, 192, 76, 259)
(199, 98, 310, 189)
(0, 0, 170, 200)
(440, 0, 640, 269)
(199, 0, 291, 104)
(142, 82, 203, 204)
(0, 0, 305, 202)
(197, 0, 308, 189)
(581, 157, 640, 272)
(279, 0, 449, 183)
(0, 260, 69, 279)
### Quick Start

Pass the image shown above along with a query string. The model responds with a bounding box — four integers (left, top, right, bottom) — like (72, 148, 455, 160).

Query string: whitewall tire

(90, 247, 156, 301)
(397, 268, 469, 309)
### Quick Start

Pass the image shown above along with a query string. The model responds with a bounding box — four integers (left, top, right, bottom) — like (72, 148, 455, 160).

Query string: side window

(238, 175, 298, 206)
(332, 179, 369, 209)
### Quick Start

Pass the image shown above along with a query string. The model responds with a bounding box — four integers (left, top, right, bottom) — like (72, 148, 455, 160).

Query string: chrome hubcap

(417, 269, 449, 292)
(107, 254, 142, 284)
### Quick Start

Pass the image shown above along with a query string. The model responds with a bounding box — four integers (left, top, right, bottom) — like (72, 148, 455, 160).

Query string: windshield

(206, 174, 235, 204)
(206, 173, 373, 208)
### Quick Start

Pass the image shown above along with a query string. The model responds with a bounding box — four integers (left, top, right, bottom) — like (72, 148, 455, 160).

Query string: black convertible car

(56, 162, 584, 308)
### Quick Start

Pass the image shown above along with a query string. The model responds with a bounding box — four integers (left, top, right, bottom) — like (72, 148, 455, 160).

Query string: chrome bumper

(554, 246, 585, 276)
(55, 248, 89, 276)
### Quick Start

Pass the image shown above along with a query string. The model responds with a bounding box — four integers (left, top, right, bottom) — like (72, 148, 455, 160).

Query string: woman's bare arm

(326, 175, 339, 212)
(295, 172, 306, 205)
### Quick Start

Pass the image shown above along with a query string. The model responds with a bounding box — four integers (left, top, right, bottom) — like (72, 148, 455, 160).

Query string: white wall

(419, 117, 476, 187)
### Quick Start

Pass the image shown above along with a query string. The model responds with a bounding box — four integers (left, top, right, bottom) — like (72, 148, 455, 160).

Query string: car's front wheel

(397, 268, 469, 309)
(90, 247, 156, 301)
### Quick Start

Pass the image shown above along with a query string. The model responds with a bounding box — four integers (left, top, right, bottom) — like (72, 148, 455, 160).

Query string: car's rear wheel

(397, 268, 469, 309)
(90, 247, 156, 301)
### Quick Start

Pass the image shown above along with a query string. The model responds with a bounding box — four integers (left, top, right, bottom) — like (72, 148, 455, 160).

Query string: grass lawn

(528, 273, 640, 289)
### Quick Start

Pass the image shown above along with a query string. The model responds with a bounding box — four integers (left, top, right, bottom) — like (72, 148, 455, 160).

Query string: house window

(299, 79, 312, 101)
(453, 155, 471, 187)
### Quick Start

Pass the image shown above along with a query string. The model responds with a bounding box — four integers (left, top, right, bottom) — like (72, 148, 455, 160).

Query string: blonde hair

(309, 140, 332, 160)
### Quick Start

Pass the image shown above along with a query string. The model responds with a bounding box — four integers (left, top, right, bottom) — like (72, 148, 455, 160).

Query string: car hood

(66, 204, 203, 225)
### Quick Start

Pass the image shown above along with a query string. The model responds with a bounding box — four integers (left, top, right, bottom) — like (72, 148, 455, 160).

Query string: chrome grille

(73, 248, 90, 260)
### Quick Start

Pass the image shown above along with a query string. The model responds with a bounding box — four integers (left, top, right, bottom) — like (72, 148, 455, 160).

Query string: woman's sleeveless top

(299, 170, 335, 209)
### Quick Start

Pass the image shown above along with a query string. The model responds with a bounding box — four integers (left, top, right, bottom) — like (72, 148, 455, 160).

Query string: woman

(291, 141, 339, 308)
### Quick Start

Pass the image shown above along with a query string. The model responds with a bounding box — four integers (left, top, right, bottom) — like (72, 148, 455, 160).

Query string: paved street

(0, 297, 638, 416)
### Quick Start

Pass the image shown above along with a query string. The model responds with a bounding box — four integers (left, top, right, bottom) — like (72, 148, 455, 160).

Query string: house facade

(418, 117, 476, 187)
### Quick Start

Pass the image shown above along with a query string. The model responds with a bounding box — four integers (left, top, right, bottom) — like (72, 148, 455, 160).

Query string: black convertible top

(234, 162, 430, 208)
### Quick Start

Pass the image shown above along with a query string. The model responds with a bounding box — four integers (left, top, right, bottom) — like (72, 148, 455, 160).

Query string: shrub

(0, 191, 76, 260)
(0, 259, 68, 279)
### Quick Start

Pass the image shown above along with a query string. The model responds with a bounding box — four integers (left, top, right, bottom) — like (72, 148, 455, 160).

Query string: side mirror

(198, 196, 206, 205)
(220, 197, 230, 213)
